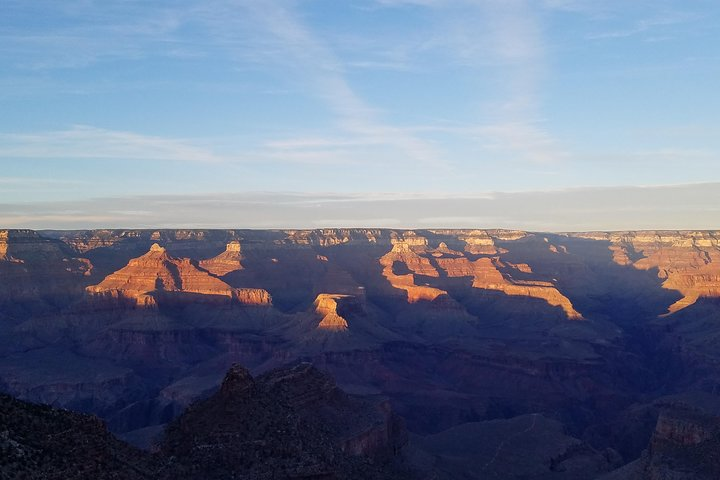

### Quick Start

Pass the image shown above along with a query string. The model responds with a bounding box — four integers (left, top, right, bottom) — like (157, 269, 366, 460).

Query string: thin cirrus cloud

(375, 0, 566, 164)
(586, 12, 699, 40)
(0, 3, 189, 70)
(234, 2, 442, 166)
(0, 126, 227, 163)
(0, 125, 396, 167)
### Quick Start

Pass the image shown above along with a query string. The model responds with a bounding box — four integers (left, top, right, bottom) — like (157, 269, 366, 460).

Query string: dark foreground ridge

(0, 362, 409, 480)
(4, 369, 720, 479)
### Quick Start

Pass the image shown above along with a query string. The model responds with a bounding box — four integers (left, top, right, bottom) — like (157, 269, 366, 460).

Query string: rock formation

(379, 233, 581, 318)
(160, 363, 408, 479)
(379, 235, 447, 303)
(0, 229, 91, 312)
(458, 229, 498, 254)
(198, 240, 243, 276)
(86, 243, 270, 307)
(0, 230, 8, 259)
(572, 231, 720, 315)
(0, 393, 152, 479)
(0, 363, 409, 480)
(602, 396, 720, 479)
(314, 293, 352, 331)
(444, 257, 582, 319)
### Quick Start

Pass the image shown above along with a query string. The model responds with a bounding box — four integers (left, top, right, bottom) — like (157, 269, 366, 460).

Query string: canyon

(1, 363, 409, 479)
(1, 228, 720, 478)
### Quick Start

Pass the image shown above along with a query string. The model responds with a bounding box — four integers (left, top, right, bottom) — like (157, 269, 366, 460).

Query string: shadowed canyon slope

(1, 363, 409, 479)
(2, 228, 720, 478)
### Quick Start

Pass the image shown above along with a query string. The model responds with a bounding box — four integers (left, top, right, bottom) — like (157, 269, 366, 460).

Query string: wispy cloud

(0, 177, 84, 185)
(371, 0, 566, 164)
(0, 3, 190, 70)
(0, 125, 227, 163)
(587, 12, 699, 40)
(200, 1, 442, 166)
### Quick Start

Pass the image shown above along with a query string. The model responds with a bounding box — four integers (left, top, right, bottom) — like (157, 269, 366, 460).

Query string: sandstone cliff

(379, 232, 581, 318)
(379, 235, 447, 303)
(314, 293, 353, 331)
(86, 243, 271, 307)
(571, 231, 720, 315)
(198, 240, 243, 276)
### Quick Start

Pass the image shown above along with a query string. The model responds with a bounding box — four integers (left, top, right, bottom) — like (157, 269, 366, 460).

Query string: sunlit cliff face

(85, 242, 270, 307)
(572, 231, 720, 315)
(379, 232, 582, 319)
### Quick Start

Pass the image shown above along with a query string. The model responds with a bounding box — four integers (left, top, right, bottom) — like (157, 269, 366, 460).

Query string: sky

(1, 0, 719, 230)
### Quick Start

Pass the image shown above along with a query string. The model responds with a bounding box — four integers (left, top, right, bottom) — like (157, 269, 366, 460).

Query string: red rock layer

(378, 233, 580, 317)
(0, 230, 8, 259)
(379, 236, 447, 303)
(86, 243, 271, 306)
(313, 294, 351, 331)
(199, 241, 243, 276)
(436, 256, 582, 319)
(458, 230, 498, 255)
(574, 231, 720, 315)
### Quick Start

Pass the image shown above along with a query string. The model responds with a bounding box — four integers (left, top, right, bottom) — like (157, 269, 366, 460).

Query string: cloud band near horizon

(1, 183, 718, 232)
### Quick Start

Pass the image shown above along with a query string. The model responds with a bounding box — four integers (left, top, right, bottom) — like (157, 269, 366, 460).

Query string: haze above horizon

(1, 0, 719, 230)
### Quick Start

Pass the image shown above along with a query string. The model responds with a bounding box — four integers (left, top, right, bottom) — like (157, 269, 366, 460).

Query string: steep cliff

(86, 243, 271, 307)
(314, 293, 353, 331)
(199, 240, 244, 276)
(379, 232, 581, 318)
(602, 395, 720, 480)
(379, 235, 448, 303)
(0, 229, 91, 315)
(572, 231, 720, 315)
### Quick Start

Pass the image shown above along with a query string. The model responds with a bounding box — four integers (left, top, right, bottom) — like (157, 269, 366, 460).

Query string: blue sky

(1, 0, 719, 229)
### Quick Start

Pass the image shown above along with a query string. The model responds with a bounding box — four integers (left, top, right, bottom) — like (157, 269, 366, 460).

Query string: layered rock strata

(198, 241, 243, 276)
(86, 243, 270, 307)
(572, 231, 720, 314)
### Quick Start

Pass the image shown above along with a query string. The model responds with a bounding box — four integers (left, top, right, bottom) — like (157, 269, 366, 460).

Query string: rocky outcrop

(0, 230, 8, 259)
(470, 257, 582, 319)
(160, 363, 408, 479)
(379, 236, 447, 303)
(281, 229, 385, 246)
(458, 230, 498, 255)
(10, 227, 720, 480)
(572, 231, 720, 315)
(603, 397, 720, 480)
(55, 229, 127, 253)
(199, 241, 243, 276)
(86, 243, 271, 307)
(383, 239, 582, 318)
(314, 294, 353, 331)
(0, 230, 91, 312)
(0, 393, 153, 479)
